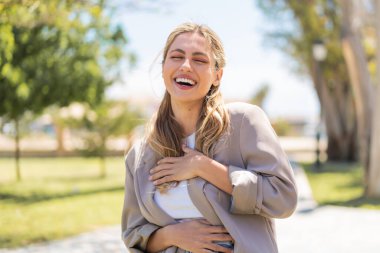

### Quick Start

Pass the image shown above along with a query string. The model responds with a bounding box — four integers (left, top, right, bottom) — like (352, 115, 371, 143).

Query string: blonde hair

(147, 22, 230, 191)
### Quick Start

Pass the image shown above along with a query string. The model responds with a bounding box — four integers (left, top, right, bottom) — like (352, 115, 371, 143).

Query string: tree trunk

(367, 0, 380, 197)
(340, 0, 374, 192)
(99, 136, 107, 178)
(368, 84, 380, 196)
(55, 122, 65, 156)
(310, 61, 357, 161)
(15, 117, 21, 181)
(322, 80, 357, 161)
(99, 155, 106, 178)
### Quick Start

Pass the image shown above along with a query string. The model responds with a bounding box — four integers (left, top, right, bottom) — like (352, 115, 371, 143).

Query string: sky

(106, 0, 320, 121)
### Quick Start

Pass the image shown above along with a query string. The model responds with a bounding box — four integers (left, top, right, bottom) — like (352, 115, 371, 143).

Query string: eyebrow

(169, 49, 209, 58)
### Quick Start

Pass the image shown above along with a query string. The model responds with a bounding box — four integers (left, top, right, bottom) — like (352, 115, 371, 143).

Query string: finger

(207, 225, 228, 234)
(211, 233, 234, 242)
(153, 175, 175, 186)
(204, 242, 232, 253)
(157, 157, 179, 164)
(149, 169, 173, 181)
(150, 163, 172, 174)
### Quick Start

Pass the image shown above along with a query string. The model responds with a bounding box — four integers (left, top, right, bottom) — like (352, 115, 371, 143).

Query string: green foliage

(0, 0, 130, 120)
(271, 118, 293, 136)
(68, 101, 144, 157)
(362, 28, 377, 81)
(63, 100, 144, 177)
(249, 83, 270, 108)
(0, 157, 125, 248)
(256, 0, 359, 161)
(256, 0, 348, 81)
(0, 111, 36, 138)
(0, 0, 132, 180)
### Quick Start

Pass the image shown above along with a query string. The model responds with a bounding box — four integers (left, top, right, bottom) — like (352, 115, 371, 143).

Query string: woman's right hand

(166, 219, 234, 253)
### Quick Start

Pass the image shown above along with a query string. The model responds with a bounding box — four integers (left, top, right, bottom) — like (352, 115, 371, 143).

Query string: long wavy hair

(147, 22, 230, 191)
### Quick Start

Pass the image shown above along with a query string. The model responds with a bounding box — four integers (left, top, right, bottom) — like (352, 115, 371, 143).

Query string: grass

(0, 157, 126, 249)
(303, 162, 380, 210)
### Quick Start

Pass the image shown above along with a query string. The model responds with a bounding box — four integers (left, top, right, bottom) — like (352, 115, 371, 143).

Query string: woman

(122, 22, 297, 253)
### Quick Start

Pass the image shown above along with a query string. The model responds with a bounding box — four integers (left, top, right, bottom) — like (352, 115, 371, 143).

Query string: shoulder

(124, 137, 157, 173)
(124, 138, 146, 171)
(225, 102, 268, 125)
(226, 102, 278, 145)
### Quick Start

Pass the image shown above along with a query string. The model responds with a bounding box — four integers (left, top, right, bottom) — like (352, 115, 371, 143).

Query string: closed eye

(193, 59, 208, 64)
(170, 56, 183, 60)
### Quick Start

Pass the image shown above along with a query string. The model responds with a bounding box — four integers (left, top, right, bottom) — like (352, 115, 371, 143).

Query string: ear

(213, 68, 223, 87)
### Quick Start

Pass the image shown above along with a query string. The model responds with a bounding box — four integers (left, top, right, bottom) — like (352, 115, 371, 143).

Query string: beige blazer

(122, 102, 298, 253)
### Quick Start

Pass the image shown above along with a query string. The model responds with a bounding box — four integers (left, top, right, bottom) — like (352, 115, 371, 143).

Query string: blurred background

(0, 0, 380, 252)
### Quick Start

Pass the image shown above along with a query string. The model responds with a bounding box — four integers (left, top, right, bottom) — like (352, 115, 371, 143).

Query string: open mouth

(175, 77, 196, 87)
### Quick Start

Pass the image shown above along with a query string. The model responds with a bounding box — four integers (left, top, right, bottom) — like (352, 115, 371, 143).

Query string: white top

(154, 133, 203, 219)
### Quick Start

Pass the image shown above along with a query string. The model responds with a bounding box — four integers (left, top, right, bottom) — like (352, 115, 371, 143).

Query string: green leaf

(16, 82, 30, 100)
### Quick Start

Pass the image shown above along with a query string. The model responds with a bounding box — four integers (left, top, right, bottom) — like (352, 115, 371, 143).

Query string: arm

(146, 226, 172, 253)
(147, 220, 233, 253)
(228, 104, 298, 218)
(194, 153, 233, 195)
(121, 145, 160, 252)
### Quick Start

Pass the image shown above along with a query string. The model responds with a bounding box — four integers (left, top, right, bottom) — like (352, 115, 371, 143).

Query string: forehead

(169, 32, 211, 54)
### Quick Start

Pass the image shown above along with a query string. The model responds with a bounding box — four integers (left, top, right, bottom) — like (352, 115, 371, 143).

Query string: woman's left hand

(149, 145, 208, 186)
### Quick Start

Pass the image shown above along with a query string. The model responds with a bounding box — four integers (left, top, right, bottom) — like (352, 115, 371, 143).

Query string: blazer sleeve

(228, 105, 298, 218)
(121, 144, 160, 252)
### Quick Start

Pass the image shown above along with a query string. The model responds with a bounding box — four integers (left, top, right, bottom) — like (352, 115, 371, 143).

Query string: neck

(171, 99, 202, 137)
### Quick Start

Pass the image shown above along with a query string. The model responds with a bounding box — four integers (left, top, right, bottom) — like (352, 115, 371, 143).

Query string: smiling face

(162, 32, 223, 106)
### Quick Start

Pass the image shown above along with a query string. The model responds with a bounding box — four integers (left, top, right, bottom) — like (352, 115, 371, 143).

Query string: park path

(0, 226, 126, 253)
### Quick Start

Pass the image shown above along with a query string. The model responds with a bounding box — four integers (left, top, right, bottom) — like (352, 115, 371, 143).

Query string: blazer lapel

(187, 177, 221, 225)
(187, 135, 231, 225)
(134, 139, 229, 227)
(135, 144, 176, 226)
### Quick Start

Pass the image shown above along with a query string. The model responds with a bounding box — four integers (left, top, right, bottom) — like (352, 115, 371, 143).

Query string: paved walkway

(277, 206, 380, 252)
(0, 227, 126, 253)
(1, 163, 379, 253)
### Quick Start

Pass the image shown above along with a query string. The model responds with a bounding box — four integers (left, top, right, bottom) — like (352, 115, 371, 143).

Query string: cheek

(203, 71, 216, 85)
(162, 65, 172, 80)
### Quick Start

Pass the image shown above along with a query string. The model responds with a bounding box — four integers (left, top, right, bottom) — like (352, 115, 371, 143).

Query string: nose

(179, 58, 191, 72)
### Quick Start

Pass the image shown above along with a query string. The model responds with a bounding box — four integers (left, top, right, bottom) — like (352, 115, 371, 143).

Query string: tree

(67, 101, 144, 178)
(256, 0, 358, 161)
(339, 0, 374, 191)
(368, 3, 380, 193)
(44, 104, 86, 156)
(249, 83, 270, 109)
(368, 0, 380, 196)
(256, 0, 380, 196)
(339, 0, 380, 196)
(0, 111, 37, 180)
(0, 0, 130, 180)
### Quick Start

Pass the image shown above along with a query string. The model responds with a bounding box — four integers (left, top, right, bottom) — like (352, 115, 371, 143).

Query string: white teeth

(175, 77, 195, 85)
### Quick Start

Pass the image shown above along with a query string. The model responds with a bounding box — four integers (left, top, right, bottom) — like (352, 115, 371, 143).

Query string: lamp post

(312, 40, 327, 171)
